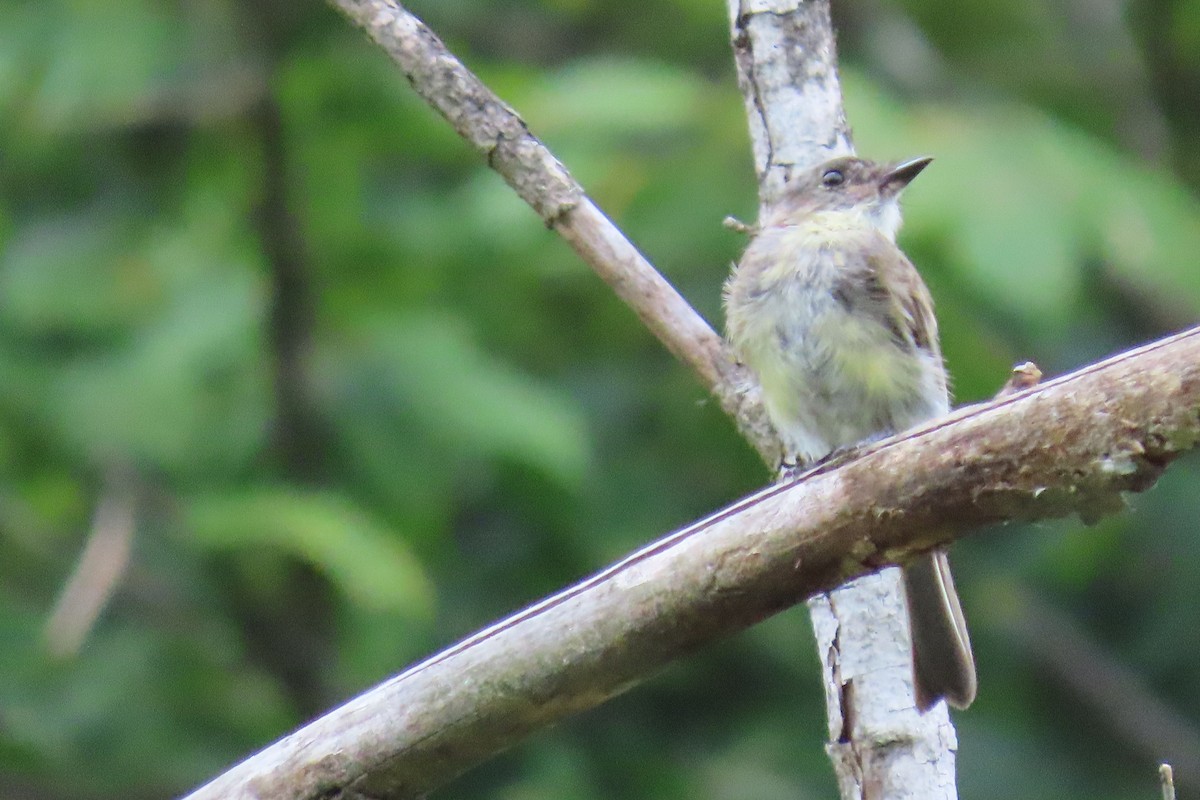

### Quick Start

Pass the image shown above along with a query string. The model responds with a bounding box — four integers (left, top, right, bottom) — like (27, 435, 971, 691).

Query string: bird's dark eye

(821, 169, 845, 188)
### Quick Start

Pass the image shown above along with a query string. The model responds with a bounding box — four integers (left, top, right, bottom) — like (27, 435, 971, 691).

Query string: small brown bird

(724, 155, 976, 710)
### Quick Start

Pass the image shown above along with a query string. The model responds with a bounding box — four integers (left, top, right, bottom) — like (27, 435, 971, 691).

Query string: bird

(723, 154, 976, 710)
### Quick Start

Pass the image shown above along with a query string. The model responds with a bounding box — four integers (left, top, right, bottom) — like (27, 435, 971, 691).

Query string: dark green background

(2, 1, 1199, 798)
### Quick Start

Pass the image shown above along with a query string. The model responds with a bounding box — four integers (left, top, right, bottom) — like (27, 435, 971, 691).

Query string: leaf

(186, 488, 434, 618)
(320, 313, 591, 488)
(29, 0, 179, 130)
(44, 261, 266, 472)
(0, 213, 147, 336)
(517, 57, 707, 137)
(844, 69, 1200, 333)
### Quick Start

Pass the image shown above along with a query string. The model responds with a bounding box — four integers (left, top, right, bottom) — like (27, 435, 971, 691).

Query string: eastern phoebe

(723, 155, 976, 710)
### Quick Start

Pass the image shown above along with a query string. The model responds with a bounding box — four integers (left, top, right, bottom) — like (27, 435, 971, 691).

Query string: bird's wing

(840, 233, 943, 365)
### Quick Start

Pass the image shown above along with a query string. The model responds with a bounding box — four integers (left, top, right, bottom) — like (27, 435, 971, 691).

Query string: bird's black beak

(880, 156, 933, 194)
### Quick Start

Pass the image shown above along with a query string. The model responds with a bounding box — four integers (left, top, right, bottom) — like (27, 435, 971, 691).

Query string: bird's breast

(725, 222, 944, 459)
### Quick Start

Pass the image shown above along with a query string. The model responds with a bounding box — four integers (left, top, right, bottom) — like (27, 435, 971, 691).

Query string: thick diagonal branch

(184, 326, 1200, 800)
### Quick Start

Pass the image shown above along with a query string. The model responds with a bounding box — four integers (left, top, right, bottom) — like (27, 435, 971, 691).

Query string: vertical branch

(726, 2, 961, 798)
(241, 87, 339, 718)
(728, 0, 854, 205)
(252, 91, 326, 480)
(233, 1, 340, 717)
(243, 0, 330, 481)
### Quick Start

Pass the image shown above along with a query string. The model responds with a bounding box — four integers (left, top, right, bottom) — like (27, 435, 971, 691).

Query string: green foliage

(186, 487, 434, 616)
(2, 1, 1200, 799)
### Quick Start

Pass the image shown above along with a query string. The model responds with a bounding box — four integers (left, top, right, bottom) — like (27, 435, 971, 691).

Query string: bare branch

(327, 0, 778, 460)
(1162, 764, 1177, 800)
(728, 3, 960, 795)
(729, 0, 854, 204)
(43, 473, 136, 658)
(184, 325, 1200, 800)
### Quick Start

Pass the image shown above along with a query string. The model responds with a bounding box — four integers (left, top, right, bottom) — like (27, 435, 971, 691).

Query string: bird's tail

(903, 550, 977, 711)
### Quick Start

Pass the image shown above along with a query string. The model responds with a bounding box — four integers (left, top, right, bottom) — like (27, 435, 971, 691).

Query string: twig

(1162, 764, 1176, 800)
(997, 361, 1043, 396)
(43, 474, 136, 658)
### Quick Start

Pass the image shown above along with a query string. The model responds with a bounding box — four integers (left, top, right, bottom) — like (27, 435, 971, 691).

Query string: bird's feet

(778, 436, 890, 481)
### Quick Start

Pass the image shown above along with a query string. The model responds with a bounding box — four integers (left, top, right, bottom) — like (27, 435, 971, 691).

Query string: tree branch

(43, 470, 136, 658)
(729, 0, 854, 204)
(327, 0, 778, 461)
(183, 325, 1200, 800)
(728, 3, 962, 796)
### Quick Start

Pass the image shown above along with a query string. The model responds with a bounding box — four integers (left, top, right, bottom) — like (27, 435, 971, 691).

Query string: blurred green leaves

(2, 2, 1200, 800)
(518, 56, 709, 138)
(848, 72, 1200, 333)
(187, 488, 434, 617)
(1, 212, 145, 335)
(320, 313, 590, 488)
(31, 0, 177, 129)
